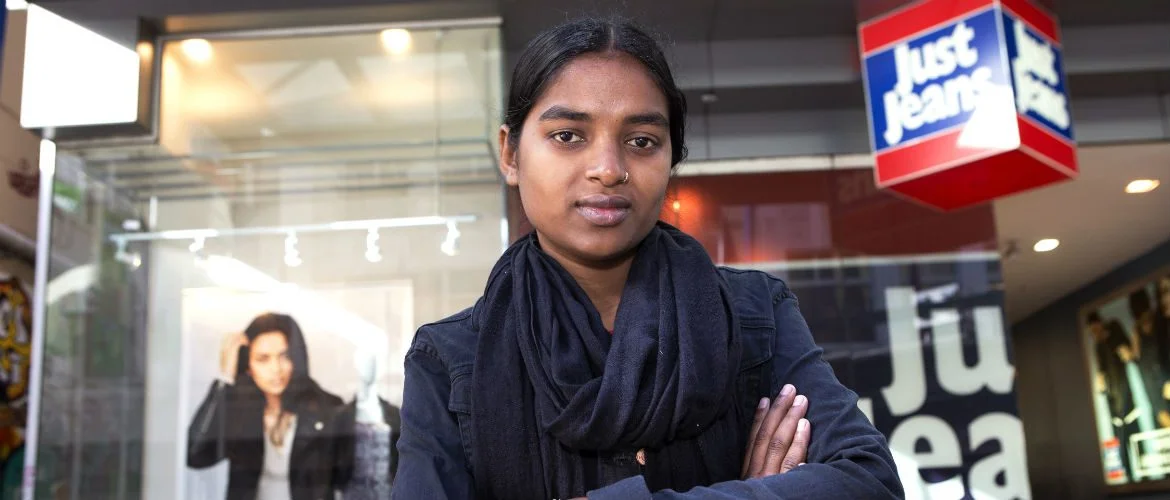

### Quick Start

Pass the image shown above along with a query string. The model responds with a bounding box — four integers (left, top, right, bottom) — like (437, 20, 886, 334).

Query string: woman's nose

(586, 141, 626, 187)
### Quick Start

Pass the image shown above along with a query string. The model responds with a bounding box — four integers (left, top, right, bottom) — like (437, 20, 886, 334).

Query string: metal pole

(23, 139, 58, 500)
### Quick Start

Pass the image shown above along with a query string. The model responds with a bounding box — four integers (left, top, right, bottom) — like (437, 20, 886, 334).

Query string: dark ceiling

(495, 0, 1170, 49)
(32, 0, 1170, 46)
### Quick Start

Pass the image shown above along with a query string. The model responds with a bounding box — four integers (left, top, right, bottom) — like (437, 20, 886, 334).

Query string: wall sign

(858, 0, 1077, 211)
(777, 255, 1031, 499)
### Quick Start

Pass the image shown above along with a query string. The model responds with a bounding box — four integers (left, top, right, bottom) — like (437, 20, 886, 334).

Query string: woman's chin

(260, 387, 288, 398)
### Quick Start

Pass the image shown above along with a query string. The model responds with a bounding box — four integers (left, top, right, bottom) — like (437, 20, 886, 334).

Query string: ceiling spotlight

(365, 228, 383, 263)
(284, 232, 302, 268)
(113, 239, 142, 269)
(180, 38, 213, 64)
(188, 236, 205, 253)
(1033, 238, 1060, 253)
(260, 127, 277, 138)
(671, 200, 682, 212)
(441, 220, 461, 257)
(380, 28, 412, 55)
(1126, 179, 1160, 194)
(136, 41, 154, 60)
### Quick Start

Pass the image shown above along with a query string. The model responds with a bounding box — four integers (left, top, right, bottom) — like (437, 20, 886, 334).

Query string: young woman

(394, 18, 902, 499)
(187, 313, 345, 500)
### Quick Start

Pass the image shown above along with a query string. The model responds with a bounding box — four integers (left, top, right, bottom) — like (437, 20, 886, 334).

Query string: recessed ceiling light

(1126, 179, 1160, 194)
(1033, 238, 1060, 253)
(180, 38, 213, 63)
(260, 127, 276, 138)
(380, 29, 412, 55)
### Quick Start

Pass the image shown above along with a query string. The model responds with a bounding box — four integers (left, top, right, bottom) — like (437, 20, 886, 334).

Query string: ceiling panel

(996, 142, 1170, 322)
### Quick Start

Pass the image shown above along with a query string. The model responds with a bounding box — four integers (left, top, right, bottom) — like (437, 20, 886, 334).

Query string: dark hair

(1129, 289, 1153, 321)
(504, 17, 688, 168)
(1104, 319, 1130, 355)
(236, 312, 318, 414)
(1087, 311, 1103, 324)
(1152, 277, 1170, 365)
(1156, 276, 1170, 319)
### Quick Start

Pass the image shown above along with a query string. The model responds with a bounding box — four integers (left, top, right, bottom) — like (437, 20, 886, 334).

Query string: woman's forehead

(251, 331, 287, 348)
(533, 52, 668, 117)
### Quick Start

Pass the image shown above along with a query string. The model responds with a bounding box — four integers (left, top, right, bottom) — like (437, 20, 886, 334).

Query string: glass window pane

(35, 24, 503, 500)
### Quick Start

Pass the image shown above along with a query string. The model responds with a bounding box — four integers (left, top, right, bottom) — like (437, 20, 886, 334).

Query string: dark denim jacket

(393, 268, 904, 499)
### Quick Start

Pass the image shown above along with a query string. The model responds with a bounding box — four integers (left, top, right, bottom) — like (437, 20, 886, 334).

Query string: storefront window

(32, 23, 502, 500)
(655, 167, 1025, 497)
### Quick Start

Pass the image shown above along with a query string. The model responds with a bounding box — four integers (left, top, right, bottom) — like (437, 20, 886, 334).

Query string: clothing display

(333, 398, 402, 494)
(342, 422, 393, 500)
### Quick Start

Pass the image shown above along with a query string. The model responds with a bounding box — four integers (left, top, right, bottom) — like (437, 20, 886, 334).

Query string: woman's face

(248, 331, 293, 397)
(501, 52, 672, 264)
(1160, 277, 1170, 317)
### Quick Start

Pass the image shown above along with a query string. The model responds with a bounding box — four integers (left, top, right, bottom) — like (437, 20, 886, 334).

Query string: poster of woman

(1082, 269, 1170, 486)
(180, 283, 413, 500)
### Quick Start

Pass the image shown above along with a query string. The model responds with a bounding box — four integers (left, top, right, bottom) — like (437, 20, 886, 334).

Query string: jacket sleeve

(391, 346, 475, 500)
(589, 284, 904, 500)
(388, 403, 403, 483)
(187, 381, 230, 469)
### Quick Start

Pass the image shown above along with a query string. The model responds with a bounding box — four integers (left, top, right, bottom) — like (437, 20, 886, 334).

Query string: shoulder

(313, 384, 346, 407)
(407, 303, 479, 374)
(717, 266, 796, 316)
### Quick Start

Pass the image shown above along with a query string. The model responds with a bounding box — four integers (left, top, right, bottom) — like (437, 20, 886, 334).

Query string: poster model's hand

(742, 384, 811, 479)
(220, 332, 249, 384)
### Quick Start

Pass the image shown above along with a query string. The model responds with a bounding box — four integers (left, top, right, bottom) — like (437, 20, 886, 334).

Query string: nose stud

(621, 171, 629, 184)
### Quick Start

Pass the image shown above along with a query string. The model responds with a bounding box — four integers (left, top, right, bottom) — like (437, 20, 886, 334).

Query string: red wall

(510, 168, 998, 264)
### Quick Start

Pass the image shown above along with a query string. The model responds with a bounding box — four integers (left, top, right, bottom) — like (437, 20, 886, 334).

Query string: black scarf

(470, 223, 743, 499)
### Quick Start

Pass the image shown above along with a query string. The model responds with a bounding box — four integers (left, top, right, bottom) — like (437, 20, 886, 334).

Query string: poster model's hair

(502, 17, 689, 168)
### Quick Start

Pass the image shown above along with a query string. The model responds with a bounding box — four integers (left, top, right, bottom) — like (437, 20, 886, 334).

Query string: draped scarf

(470, 222, 743, 499)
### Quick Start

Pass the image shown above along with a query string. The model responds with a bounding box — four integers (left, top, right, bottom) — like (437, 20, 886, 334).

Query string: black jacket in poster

(186, 380, 346, 500)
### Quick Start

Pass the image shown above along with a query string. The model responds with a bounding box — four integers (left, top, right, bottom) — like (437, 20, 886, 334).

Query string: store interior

(996, 141, 1170, 497)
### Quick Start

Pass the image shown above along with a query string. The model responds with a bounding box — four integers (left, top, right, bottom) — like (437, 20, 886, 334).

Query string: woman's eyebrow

(538, 106, 668, 128)
(539, 105, 590, 122)
(625, 112, 668, 127)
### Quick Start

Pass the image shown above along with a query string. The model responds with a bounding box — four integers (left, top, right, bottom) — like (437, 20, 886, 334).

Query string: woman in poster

(187, 313, 345, 500)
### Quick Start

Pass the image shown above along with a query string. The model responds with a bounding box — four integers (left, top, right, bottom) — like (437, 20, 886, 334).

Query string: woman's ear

(499, 125, 519, 187)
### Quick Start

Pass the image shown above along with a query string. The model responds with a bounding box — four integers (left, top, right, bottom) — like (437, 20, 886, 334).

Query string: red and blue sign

(859, 0, 1077, 211)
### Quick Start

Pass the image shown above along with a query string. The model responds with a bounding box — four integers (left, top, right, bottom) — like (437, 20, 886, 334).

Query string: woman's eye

(553, 131, 582, 143)
(627, 137, 656, 149)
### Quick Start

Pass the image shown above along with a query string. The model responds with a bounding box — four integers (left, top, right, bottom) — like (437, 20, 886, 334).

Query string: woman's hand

(220, 332, 248, 384)
(741, 384, 811, 479)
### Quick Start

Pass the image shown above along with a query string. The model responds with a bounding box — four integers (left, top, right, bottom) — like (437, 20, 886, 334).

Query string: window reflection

(35, 25, 503, 500)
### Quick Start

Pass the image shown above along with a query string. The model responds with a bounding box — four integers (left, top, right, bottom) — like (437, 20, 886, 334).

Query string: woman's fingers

(763, 394, 809, 475)
(749, 385, 797, 478)
(741, 397, 770, 479)
(780, 418, 811, 473)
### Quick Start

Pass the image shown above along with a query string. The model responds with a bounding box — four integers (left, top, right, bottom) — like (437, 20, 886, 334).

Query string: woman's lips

(576, 194, 631, 227)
